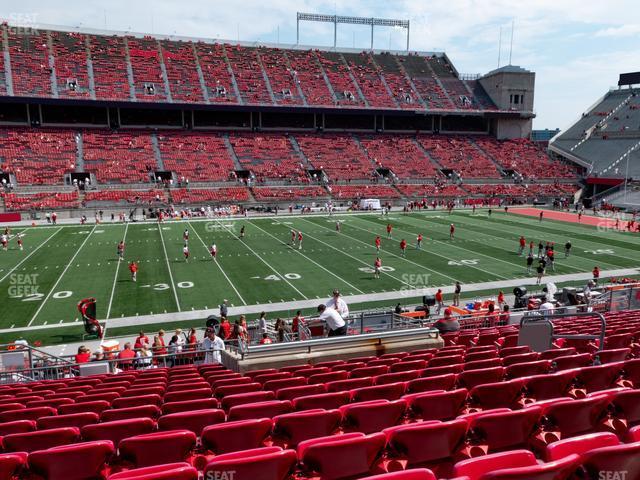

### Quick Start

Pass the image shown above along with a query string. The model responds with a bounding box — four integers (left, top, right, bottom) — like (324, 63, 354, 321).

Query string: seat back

(81, 417, 156, 448)
(201, 418, 273, 455)
(340, 400, 406, 434)
(119, 430, 197, 468)
(107, 462, 198, 479)
(158, 409, 225, 436)
(272, 409, 341, 447)
(204, 447, 297, 480)
(28, 440, 115, 480)
(2, 427, 80, 453)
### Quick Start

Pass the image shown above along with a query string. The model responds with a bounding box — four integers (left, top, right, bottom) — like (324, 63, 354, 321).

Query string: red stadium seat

(292, 391, 351, 411)
(358, 469, 437, 480)
(119, 430, 197, 468)
(545, 432, 620, 461)
(58, 400, 111, 415)
(340, 399, 407, 434)
(112, 394, 162, 409)
(0, 420, 36, 435)
(326, 377, 374, 392)
(36, 412, 99, 430)
(100, 405, 161, 422)
(405, 389, 468, 421)
(228, 400, 293, 421)
(458, 367, 504, 389)
(204, 447, 297, 480)
(221, 391, 276, 411)
(0, 452, 28, 480)
(467, 406, 542, 454)
(469, 379, 524, 410)
(275, 384, 326, 401)
(272, 409, 341, 447)
(521, 369, 578, 401)
(406, 374, 457, 394)
(106, 462, 198, 479)
(157, 409, 225, 436)
(0, 406, 56, 423)
(350, 382, 406, 402)
(201, 418, 273, 455)
(28, 440, 115, 480)
(505, 360, 551, 379)
(2, 427, 80, 453)
(298, 432, 386, 480)
(81, 418, 156, 448)
(160, 398, 218, 415)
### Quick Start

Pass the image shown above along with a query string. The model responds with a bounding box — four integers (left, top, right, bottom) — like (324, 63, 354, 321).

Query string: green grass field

(1, 208, 639, 345)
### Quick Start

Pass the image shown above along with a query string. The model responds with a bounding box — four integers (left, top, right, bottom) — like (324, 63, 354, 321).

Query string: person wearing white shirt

(317, 304, 347, 336)
(539, 297, 555, 316)
(258, 312, 268, 334)
(203, 330, 225, 364)
(325, 289, 349, 318)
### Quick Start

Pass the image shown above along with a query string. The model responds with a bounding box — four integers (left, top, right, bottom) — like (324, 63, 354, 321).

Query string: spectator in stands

(432, 308, 460, 333)
(435, 289, 444, 314)
(219, 316, 231, 339)
(136, 346, 153, 369)
(317, 304, 347, 336)
(118, 342, 136, 370)
(134, 330, 149, 349)
(92, 351, 105, 362)
(395, 303, 403, 314)
(203, 330, 225, 363)
(275, 318, 290, 342)
(74, 346, 91, 364)
(167, 335, 181, 367)
(258, 312, 268, 334)
(539, 296, 555, 316)
(292, 310, 303, 336)
(220, 299, 229, 318)
(500, 305, 511, 326)
(153, 330, 167, 356)
(326, 289, 349, 318)
(259, 333, 272, 345)
(175, 329, 187, 348)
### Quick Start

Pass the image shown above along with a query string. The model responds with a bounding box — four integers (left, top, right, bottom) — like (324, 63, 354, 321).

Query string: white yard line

(157, 223, 182, 312)
(187, 220, 247, 305)
(211, 217, 308, 299)
(298, 217, 459, 283)
(250, 220, 365, 295)
(27, 225, 97, 327)
(105, 222, 129, 319)
(0, 228, 62, 285)
(291, 218, 415, 288)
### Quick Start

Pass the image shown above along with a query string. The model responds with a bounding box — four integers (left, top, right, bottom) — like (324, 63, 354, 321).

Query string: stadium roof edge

(3, 21, 446, 57)
(482, 65, 532, 77)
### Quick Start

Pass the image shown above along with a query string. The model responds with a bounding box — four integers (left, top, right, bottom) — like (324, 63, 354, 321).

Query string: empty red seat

(539, 396, 610, 444)
(522, 370, 577, 401)
(376, 371, 421, 385)
(119, 430, 196, 468)
(58, 400, 111, 415)
(78, 393, 121, 404)
(350, 382, 406, 402)
(458, 367, 504, 389)
(326, 377, 374, 392)
(101, 405, 161, 422)
(202, 418, 273, 455)
(245, 369, 278, 379)
(298, 432, 386, 480)
(359, 469, 436, 480)
(161, 398, 218, 415)
(574, 363, 623, 394)
(464, 359, 502, 371)
(420, 365, 464, 377)
(595, 348, 631, 364)
(222, 391, 276, 411)
(0, 452, 28, 480)
(37, 412, 99, 430)
(112, 394, 162, 409)
(228, 400, 292, 421)
(3, 427, 80, 453)
(538, 347, 576, 360)
(0, 420, 35, 435)
(390, 360, 427, 373)
(204, 447, 297, 480)
(468, 406, 542, 454)
(499, 346, 531, 357)
(505, 360, 551, 379)
(579, 441, 640, 479)
(158, 409, 225, 436)
(0, 406, 56, 423)
(384, 419, 468, 473)
(610, 388, 640, 430)
(465, 351, 498, 363)
(254, 372, 293, 384)
(272, 409, 341, 447)
(296, 367, 330, 379)
(292, 391, 351, 411)
(264, 377, 307, 393)
(308, 371, 349, 385)
(502, 352, 539, 367)
(406, 374, 457, 394)
(0, 404, 26, 414)
(29, 440, 115, 480)
(469, 379, 524, 410)
(82, 418, 156, 447)
(545, 432, 620, 461)
(340, 399, 406, 434)
(554, 353, 592, 370)
(210, 377, 252, 390)
(107, 462, 198, 479)
(122, 387, 166, 397)
(405, 389, 468, 421)
(164, 388, 212, 403)
(428, 355, 463, 368)
(26, 398, 75, 409)
(276, 384, 325, 401)
(350, 365, 390, 378)
(452, 449, 574, 480)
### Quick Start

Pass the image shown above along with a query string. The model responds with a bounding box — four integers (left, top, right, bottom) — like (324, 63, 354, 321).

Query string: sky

(2, 0, 639, 130)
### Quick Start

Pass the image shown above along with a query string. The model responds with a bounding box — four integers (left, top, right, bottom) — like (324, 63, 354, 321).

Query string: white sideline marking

(106, 222, 129, 319)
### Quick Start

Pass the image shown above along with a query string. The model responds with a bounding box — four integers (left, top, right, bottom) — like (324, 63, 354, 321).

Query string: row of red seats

(50, 31, 91, 99)
(296, 134, 375, 180)
(343, 53, 397, 109)
(83, 190, 165, 204)
(2, 191, 79, 211)
(161, 41, 205, 103)
(396, 184, 468, 198)
(127, 38, 168, 102)
(170, 188, 249, 204)
(260, 49, 305, 106)
(229, 133, 307, 181)
(8, 31, 52, 98)
(329, 185, 400, 199)
(89, 35, 131, 101)
(417, 136, 500, 178)
(286, 50, 334, 106)
(194, 43, 238, 103)
(251, 187, 328, 200)
(225, 45, 272, 105)
(359, 136, 440, 178)
(461, 184, 576, 197)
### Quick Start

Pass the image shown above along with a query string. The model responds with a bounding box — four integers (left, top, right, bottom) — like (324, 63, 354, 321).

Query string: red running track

(511, 207, 635, 231)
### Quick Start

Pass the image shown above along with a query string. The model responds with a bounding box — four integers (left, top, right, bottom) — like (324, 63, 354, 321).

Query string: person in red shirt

(292, 310, 303, 336)
(290, 229, 296, 245)
(219, 317, 231, 339)
(129, 261, 138, 282)
(16, 235, 23, 251)
(259, 333, 272, 344)
(134, 331, 149, 349)
(375, 236, 381, 252)
(374, 257, 382, 279)
(417, 233, 423, 250)
(75, 346, 91, 364)
(435, 288, 444, 314)
(153, 330, 167, 356)
(593, 266, 600, 285)
(449, 224, 455, 240)
(118, 342, 136, 370)
(399, 239, 407, 257)
(497, 290, 505, 307)
(518, 236, 526, 256)
(297, 231, 303, 250)
(529, 241, 535, 256)
(387, 224, 393, 239)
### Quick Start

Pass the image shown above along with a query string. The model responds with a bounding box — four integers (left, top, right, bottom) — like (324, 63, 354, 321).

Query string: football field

(1, 208, 639, 341)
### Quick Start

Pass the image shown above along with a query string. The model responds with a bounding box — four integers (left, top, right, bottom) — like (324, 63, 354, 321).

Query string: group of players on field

(0, 227, 23, 251)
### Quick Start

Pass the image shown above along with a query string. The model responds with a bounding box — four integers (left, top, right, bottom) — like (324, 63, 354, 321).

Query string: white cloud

(595, 24, 640, 37)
